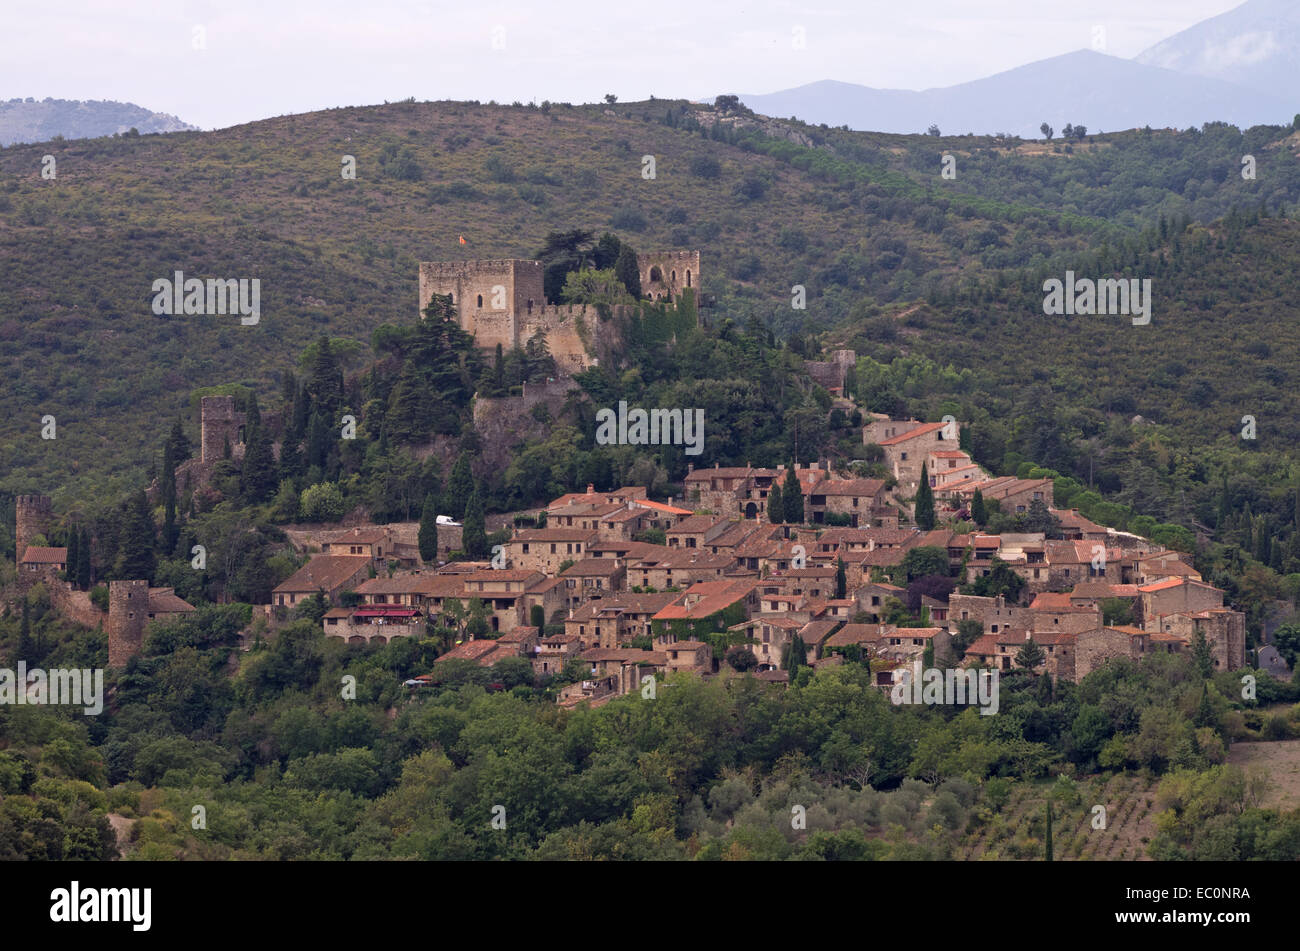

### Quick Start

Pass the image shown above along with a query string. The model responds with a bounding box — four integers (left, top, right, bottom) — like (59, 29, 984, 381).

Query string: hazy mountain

(0, 98, 196, 146)
(1136, 0, 1300, 104)
(737, 49, 1295, 139)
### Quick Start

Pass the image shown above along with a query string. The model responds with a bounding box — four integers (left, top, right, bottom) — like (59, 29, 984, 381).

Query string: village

(7, 247, 1255, 710)
(13, 405, 1247, 711)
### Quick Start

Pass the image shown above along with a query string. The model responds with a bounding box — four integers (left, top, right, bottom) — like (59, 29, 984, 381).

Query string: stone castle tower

(416, 250, 701, 367)
(15, 494, 53, 563)
(107, 579, 149, 667)
(200, 395, 246, 464)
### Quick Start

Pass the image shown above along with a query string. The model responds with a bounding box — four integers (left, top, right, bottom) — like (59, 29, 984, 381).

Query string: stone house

(272, 555, 372, 608)
(506, 528, 599, 575)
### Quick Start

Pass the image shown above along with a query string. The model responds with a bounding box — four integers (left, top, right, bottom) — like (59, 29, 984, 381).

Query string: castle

(418, 251, 700, 373)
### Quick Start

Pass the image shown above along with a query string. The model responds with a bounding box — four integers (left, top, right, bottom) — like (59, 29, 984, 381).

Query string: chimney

(715, 462, 720, 469)
(687, 463, 694, 474)
(587, 483, 595, 494)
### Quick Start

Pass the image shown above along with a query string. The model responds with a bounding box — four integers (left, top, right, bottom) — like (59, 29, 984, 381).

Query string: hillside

(0, 98, 196, 146)
(2, 98, 1299, 505)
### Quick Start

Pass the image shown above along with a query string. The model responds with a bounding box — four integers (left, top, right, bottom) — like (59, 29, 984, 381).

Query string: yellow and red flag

(458, 234, 467, 245)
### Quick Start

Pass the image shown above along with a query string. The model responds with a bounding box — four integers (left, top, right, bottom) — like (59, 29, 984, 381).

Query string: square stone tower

(108, 579, 150, 667)
(200, 395, 246, 464)
(417, 259, 546, 350)
(637, 250, 700, 303)
(15, 494, 53, 563)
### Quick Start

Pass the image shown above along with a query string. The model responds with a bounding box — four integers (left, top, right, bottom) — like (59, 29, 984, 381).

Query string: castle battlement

(417, 248, 700, 371)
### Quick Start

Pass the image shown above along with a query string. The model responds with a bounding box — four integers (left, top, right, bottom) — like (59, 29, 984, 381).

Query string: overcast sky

(5, 0, 1245, 130)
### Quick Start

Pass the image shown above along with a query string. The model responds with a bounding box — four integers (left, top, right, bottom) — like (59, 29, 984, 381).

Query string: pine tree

(1192, 630, 1215, 679)
(835, 557, 847, 599)
(782, 467, 803, 525)
(971, 489, 987, 526)
(1016, 636, 1045, 671)
(166, 417, 192, 464)
(915, 462, 936, 530)
(418, 494, 439, 563)
(463, 486, 487, 559)
(240, 396, 279, 504)
(767, 482, 783, 524)
(116, 489, 156, 581)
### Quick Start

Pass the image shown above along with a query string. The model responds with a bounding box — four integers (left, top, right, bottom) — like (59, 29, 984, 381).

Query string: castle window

(527, 299, 534, 314)
(671, 270, 676, 282)
(477, 294, 483, 307)
(650, 266, 662, 282)
(686, 270, 692, 287)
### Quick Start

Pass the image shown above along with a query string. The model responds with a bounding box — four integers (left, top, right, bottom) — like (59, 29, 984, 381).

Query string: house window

(477, 294, 483, 307)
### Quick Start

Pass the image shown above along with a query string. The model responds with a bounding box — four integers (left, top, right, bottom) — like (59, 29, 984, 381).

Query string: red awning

(354, 608, 419, 618)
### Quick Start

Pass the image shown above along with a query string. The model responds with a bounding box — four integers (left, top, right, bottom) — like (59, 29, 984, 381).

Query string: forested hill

(1, 98, 1299, 502)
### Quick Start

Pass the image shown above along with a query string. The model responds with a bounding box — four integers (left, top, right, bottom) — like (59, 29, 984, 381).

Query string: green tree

(1016, 636, 1045, 671)
(835, 557, 847, 600)
(418, 494, 439, 563)
(76, 527, 92, 589)
(767, 482, 783, 524)
(614, 243, 641, 299)
(784, 633, 808, 681)
(443, 453, 475, 521)
(1044, 800, 1054, 861)
(782, 467, 803, 525)
(915, 463, 935, 530)
(463, 486, 487, 559)
(971, 489, 987, 526)
(115, 489, 156, 581)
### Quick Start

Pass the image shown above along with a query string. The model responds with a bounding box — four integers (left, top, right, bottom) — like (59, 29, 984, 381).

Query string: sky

(4, 0, 1247, 131)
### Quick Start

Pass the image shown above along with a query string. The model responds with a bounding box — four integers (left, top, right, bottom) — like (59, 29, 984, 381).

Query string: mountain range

(0, 98, 196, 147)
(738, 0, 1300, 137)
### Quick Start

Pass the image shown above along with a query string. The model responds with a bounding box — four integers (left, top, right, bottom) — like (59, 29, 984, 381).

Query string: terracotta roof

(435, 639, 505, 663)
(273, 555, 370, 593)
(878, 422, 947, 446)
(666, 640, 710, 651)
(815, 478, 886, 498)
(824, 623, 882, 647)
(147, 588, 195, 614)
(630, 498, 694, 516)
(19, 546, 67, 564)
(561, 559, 625, 576)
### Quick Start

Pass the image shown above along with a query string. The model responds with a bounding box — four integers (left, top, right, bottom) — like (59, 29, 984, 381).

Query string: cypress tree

(444, 453, 475, 521)
(782, 467, 803, 525)
(615, 243, 641, 299)
(767, 482, 783, 524)
(418, 493, 439, 563)
(18, 599, 32, 660)
(835, 557, 847, 599)
(1044, 800, 1054, 861)
(463, 486, 487, 559)
(915, 462, 936, 530)
(66, 528, 79, 588)
(971, 489, 987, 526)
(785, 632, 808, 680)
(76, 527, 92, 589)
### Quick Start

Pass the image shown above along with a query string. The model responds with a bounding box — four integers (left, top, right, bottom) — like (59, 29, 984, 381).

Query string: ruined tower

(15, 494, 53, 563)
(200, 395, 246, 464)
(107, 579, 150, 667)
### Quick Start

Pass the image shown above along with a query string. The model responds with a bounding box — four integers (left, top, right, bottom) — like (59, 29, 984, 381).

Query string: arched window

(527, 298, 534, 314)
(477, 294, 483, 307)
(671, 269, 677, 282)
(649, 266, 663, 282)
(686, 270, 692, 287)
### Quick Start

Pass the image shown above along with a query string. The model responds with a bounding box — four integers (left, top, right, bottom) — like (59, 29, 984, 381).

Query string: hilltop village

(8, 249, 1254, 708)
